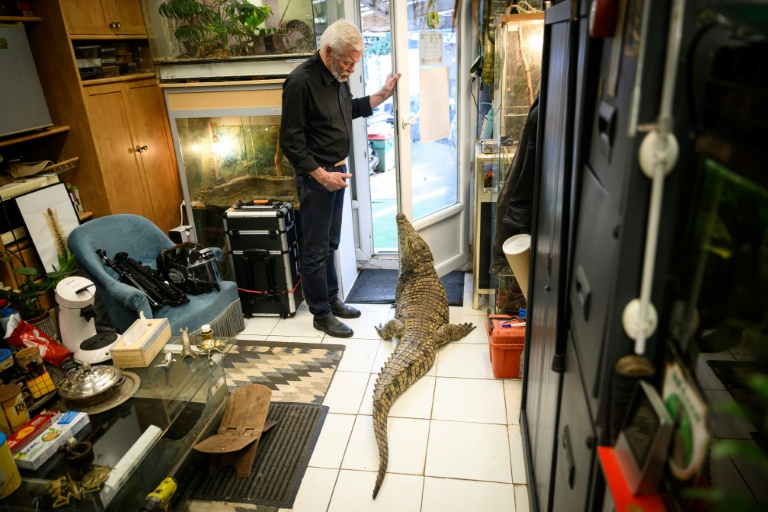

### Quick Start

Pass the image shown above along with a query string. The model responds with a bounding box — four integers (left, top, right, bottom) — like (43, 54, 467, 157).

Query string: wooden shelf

(0, 126, 70, 149)
(0, 16, 41, 23)
(81, 72, 155, 86)
(70, 34, 148, 41)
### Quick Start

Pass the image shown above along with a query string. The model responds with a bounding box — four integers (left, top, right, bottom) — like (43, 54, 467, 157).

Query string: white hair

(319, 20, 363, 56)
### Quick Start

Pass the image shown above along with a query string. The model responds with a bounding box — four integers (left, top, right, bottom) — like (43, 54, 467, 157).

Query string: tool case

(224, 201, 302, 317)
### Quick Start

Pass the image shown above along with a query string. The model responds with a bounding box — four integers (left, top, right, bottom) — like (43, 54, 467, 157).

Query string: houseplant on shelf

(0, 248, 77, 339)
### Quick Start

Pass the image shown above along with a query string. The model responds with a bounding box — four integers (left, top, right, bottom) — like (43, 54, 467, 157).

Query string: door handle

(136, 145, 148, 153)
(562, 425, 576, 489)
(401, 110, 421, 129)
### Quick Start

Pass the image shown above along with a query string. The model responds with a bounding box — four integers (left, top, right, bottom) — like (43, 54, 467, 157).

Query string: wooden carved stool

(193, 384, 273, 477)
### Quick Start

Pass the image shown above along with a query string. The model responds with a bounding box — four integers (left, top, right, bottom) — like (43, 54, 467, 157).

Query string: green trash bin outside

(369, 134, 394, 173)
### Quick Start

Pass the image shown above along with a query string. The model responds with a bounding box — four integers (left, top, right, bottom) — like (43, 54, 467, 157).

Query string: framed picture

(14, 182, 80, 272)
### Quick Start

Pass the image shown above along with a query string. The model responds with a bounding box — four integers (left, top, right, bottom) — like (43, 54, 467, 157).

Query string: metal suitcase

(224, 201, 302, 317)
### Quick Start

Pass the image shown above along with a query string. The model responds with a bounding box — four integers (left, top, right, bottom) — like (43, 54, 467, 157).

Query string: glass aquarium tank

(164, 84, 296, 250)
(673, 157, 768, 506)
(141, 0, 317, 65)
(492, 13, 544, 145)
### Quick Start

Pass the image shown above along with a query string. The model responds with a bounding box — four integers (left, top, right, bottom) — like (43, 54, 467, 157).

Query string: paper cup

(503, 234, 531, 300)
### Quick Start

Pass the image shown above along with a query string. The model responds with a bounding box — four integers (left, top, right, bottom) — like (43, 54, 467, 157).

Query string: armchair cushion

(68, 214, 244, 337)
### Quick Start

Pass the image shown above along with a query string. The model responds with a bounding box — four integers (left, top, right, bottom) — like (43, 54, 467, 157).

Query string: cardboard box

(14, 411, 90, 470)
(6, 409, 61, 455)
(110, 317, 171, 368)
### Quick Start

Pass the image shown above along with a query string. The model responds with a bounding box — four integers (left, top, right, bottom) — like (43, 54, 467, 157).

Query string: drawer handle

(575, 264, 591, 320)
(110, 21, 121, 29)
(136, 145, 148, 153)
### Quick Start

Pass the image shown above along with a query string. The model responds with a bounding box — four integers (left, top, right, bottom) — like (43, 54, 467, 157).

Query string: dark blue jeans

(296, 165, 346, 317)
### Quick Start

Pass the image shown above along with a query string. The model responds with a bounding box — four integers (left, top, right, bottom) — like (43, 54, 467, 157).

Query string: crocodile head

(396, 213, 434, 273)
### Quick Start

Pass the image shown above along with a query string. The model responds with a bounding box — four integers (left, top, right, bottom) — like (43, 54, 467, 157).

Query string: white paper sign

(419, 31, 443, 66)
(418, 66, 451, 144)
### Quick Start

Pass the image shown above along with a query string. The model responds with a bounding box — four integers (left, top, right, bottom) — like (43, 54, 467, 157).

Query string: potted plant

(0, 248, 78, 337)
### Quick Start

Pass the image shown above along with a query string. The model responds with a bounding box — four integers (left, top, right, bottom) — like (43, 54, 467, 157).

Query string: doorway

(355, 0, 471, 275)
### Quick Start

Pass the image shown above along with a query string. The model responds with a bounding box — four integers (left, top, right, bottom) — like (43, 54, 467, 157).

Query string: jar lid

(0, 349, 10, 362)
(59, 362, 122, 401)
(0, 384, 21, 402)
(15, 347, 39, 362)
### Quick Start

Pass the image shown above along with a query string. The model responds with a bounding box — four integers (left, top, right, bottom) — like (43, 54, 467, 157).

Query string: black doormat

(345, 269, 465, 305)
(190, 402, 328, 508)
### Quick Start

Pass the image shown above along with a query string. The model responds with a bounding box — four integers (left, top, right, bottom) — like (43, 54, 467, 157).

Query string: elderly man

(280, 20, 400, 338)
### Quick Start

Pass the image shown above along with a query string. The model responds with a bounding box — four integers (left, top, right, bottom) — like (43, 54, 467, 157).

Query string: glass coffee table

(0, 337, 234, 511)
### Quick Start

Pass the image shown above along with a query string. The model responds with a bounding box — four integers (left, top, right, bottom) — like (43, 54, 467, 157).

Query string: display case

(472, 140, 515, 309)
(164, 82, 295, 251)
(492, 13, 544, 144)
(484, 13, 543, 313)
(140, 0, 320, 81)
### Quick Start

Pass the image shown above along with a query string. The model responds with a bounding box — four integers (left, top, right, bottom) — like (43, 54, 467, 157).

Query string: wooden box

(110, 317, 171, 368)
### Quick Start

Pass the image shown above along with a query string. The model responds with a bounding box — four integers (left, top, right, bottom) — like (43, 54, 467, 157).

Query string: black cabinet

(522, 2, 577, 510)
(552, 336, 598, 512)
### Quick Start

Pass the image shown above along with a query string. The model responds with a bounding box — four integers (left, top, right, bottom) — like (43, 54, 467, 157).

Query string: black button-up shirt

(279, 52, 373, 175)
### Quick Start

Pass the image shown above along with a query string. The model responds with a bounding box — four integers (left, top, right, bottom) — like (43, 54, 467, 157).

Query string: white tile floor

(236, 274, 529, 512)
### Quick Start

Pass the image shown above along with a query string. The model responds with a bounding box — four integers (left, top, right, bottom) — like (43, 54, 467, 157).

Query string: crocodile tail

(372, 384, 394, 499)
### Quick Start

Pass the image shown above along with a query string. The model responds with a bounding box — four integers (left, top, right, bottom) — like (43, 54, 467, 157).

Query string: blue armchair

(67, 214, 244, 337)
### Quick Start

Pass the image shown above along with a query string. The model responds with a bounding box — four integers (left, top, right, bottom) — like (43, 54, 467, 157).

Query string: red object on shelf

(486, 314, 525, 378)
(597, 446, 666, 512)
(367, 132, 393, 140)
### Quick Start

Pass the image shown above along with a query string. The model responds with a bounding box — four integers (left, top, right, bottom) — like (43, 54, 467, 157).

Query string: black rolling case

(224, 201, 302, 317)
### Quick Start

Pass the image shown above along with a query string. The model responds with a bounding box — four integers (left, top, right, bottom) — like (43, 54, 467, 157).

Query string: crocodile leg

(376, 318, 405, 341)
(434, 322, 476, 347)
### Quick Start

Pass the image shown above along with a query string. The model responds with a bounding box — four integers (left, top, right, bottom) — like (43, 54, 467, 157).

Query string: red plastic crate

(486, 315, 525, 378)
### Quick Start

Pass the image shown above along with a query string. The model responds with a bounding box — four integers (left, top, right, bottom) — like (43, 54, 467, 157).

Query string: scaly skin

(371, 213, 475, 499)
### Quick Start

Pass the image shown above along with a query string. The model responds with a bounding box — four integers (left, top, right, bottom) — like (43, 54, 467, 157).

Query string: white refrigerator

(0, 23, 52, 138)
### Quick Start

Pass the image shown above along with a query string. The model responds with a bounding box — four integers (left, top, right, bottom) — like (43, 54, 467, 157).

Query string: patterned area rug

(223, 341, 345, 404)
(179, 340, 344, 512)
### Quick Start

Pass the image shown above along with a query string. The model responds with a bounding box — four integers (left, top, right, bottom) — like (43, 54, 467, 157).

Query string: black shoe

(313, 313, 354, 338)
(330, 298, 361, 318)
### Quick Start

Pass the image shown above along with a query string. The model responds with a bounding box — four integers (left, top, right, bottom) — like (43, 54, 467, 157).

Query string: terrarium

(174, 112, 297, 248)
(492, 13, 544, 144)
(140, 0, 317, 64)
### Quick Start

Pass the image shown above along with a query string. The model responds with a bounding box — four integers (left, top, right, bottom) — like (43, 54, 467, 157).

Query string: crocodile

(371, 213, 475, 498)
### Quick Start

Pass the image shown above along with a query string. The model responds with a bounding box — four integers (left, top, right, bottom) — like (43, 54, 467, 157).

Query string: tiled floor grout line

(249, 281, 529, 510)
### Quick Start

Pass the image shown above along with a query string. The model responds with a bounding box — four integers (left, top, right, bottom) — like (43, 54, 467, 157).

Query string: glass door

(360, 0, 468, 274)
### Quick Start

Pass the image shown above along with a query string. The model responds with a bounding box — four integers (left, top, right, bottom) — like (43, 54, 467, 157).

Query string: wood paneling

(102, 0, 145, 34)
(85, 84, 153, 219)
(124, 80, 183, 233)
(60, 0, 145, 36)
(28, 0, 111, 218)
(60, 0, 108, 35)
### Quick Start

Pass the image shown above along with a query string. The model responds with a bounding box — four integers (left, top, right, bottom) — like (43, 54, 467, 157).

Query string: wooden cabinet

(26, 0, 182, 234)
(84, 79, 180, 228)
(60, 0, 145, 36)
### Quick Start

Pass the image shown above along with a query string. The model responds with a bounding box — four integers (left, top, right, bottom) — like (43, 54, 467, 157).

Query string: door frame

(352, 0, 476, 276)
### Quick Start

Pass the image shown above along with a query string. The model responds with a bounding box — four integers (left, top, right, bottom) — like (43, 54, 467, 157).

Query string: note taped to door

(418, 66, 450, 144)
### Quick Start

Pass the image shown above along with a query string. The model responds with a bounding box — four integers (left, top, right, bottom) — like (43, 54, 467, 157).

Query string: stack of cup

(502, 234, 532, 300)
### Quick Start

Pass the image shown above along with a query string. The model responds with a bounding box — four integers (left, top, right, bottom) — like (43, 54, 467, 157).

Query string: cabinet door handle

(110, 21, 121, 29)
(136, 145, 148, 153)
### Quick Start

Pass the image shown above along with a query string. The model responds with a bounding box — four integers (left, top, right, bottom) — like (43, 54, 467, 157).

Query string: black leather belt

(323, 159, 347, 170)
